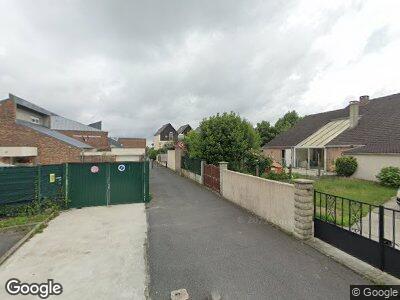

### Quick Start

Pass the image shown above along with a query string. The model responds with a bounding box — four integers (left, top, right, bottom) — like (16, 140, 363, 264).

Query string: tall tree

(255, 120, 278, 146)
(184, 112, 260, 171)
(274, 110, 301, 133)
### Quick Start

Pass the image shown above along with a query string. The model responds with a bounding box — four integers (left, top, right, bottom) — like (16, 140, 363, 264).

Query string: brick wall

(0, 99, 83, 165)
(326, 147, 351, 171)
(118, 138, 146, 148)
(82, 155, 116, 163)
(263, 148, 282, 163)
(57, 130, 110, 150)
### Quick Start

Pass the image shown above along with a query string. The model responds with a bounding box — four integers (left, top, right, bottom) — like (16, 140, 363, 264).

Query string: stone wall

(221, 169, 295, 233)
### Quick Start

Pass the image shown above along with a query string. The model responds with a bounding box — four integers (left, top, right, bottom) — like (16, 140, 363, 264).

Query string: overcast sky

(1, 1, 400, 143)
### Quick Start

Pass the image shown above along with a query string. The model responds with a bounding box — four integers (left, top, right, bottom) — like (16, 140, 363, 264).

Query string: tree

(274, 110, 302, 134)
(147, 147, 158, 160)
(184, 112, 260, 171)
(256, 110, 302, 146)
(255, 121, 278, 146)
(183, 130, 202, 158)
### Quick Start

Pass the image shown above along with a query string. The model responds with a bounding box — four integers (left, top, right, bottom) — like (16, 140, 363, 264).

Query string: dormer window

(30, 116, 40, 124)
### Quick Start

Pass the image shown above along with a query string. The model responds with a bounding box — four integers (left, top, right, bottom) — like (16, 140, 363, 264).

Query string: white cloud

(0, 0, 399, 143)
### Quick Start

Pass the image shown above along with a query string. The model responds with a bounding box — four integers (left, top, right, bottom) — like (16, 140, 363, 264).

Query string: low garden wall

(221, 169, 295, 233)
(181, 169, 202, 184)
(167, 150, 176, 171)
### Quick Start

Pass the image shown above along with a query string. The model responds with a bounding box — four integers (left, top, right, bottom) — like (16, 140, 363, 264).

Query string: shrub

(376, 167, 400, 187)
(262, 171, 291, 182)
(335, 156, 357, 177)
(0, 198, 64, 218)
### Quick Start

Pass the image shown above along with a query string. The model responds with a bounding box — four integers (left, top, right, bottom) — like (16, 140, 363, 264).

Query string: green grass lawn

(314, 176, 397, 205)
(313, 176, 397, 227)
(0, 213, 52, 229)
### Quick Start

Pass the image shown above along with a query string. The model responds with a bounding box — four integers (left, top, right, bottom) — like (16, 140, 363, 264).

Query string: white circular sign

(118, 164, 126, 172)
(90, 165, 99, 173)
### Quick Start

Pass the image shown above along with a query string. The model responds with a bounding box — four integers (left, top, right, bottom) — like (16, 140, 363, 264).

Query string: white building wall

(349, 154, 400, 181)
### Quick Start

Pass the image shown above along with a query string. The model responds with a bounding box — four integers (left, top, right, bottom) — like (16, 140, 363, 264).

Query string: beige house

(263, 93, 400, 180)
(153, 123, 177, 150)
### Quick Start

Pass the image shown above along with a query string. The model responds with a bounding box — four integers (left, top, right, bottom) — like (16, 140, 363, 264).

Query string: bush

(376, 167, 400, 188)
(335, 156, 357, 177)
(242, 149, 272, 176)
(262, 171, 291, 182)
(0, 198, 64, 218)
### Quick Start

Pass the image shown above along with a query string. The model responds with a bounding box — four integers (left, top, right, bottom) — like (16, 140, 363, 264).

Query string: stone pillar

(293, 179, 314, 240)
(175, 148, 183, 174)
(219, 162, 228, 195)
(200, 160, 206, 185)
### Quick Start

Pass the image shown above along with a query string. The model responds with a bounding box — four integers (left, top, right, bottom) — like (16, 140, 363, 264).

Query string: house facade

(153, 123, 177, 150)
(176, 124, 192, 137)
(263, 93, 400, 180)
(0, 94, 145, 165)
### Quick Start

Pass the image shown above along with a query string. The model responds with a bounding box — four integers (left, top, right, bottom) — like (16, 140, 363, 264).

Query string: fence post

(293, 179, 314, 240)
(219, 162, 228, 196)
(379, 205, 385, 270)
(64, 163, 69, 206)
(37, 165, 42, 202)
(201, 160, 206, 185)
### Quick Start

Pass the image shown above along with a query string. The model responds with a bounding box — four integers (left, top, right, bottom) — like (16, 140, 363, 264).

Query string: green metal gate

(68, 162, 149, 208)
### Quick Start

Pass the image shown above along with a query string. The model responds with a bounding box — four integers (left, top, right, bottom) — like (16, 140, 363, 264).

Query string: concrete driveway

(147, 166, 368, 299)
(0, 204, 147, 300)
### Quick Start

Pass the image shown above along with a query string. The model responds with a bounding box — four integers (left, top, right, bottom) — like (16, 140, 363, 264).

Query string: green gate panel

(0, 166, 37, 205)
(68, 163, 108, 208)
(40, 164, 65, 201)
(109, 162, 144, 205)
(144, 162, 150, 202)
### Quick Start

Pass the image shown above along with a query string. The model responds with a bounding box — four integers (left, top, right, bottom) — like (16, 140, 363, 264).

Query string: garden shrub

(0, 197, 64, 218)
(334, 156, 357, 177)
(376, 166, 400, 188)
(262, 171, 291, 182)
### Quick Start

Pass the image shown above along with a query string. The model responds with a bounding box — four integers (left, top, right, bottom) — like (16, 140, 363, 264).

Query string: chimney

(349, 100, 359, 128)
(359, 95, 369, 105)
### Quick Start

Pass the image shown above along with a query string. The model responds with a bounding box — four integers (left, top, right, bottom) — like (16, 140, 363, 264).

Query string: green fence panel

(109, 162, 145, 205)
(182, 156, 202, 175)
(68, 163, 108, 208)
(0, 166, 37, 205)
(144, 161, 150, 202)
(40, 164, 65, 201)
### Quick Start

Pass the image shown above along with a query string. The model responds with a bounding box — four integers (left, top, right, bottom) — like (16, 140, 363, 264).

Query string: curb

(305, 237, 400, 285)
(0, 211, 58, 266)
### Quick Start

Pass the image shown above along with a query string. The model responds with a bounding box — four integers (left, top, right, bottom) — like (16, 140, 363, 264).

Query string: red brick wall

(82, 155, 116, 163)
(326, 147, 351, 172)
(0, 99, 83, 165)
(118, 138, 146, 148)
(57, 130, 110, 150)
(263, 148, 283, 163)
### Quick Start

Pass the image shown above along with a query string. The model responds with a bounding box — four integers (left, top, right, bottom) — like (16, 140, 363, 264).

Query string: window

(30, 116, 40, 124)
(169, 132, 174, 141)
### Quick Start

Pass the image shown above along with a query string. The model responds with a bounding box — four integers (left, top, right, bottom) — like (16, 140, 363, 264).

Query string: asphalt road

(147, 165, 369, 300)
(0, 226, 31, 258)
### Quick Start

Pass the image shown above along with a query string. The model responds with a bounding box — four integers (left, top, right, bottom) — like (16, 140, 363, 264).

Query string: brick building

(0, 94, 145, 165)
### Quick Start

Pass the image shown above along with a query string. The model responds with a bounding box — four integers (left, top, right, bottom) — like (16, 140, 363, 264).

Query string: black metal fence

(181, 156, 202, 175)
(314, 190, 400, 278)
